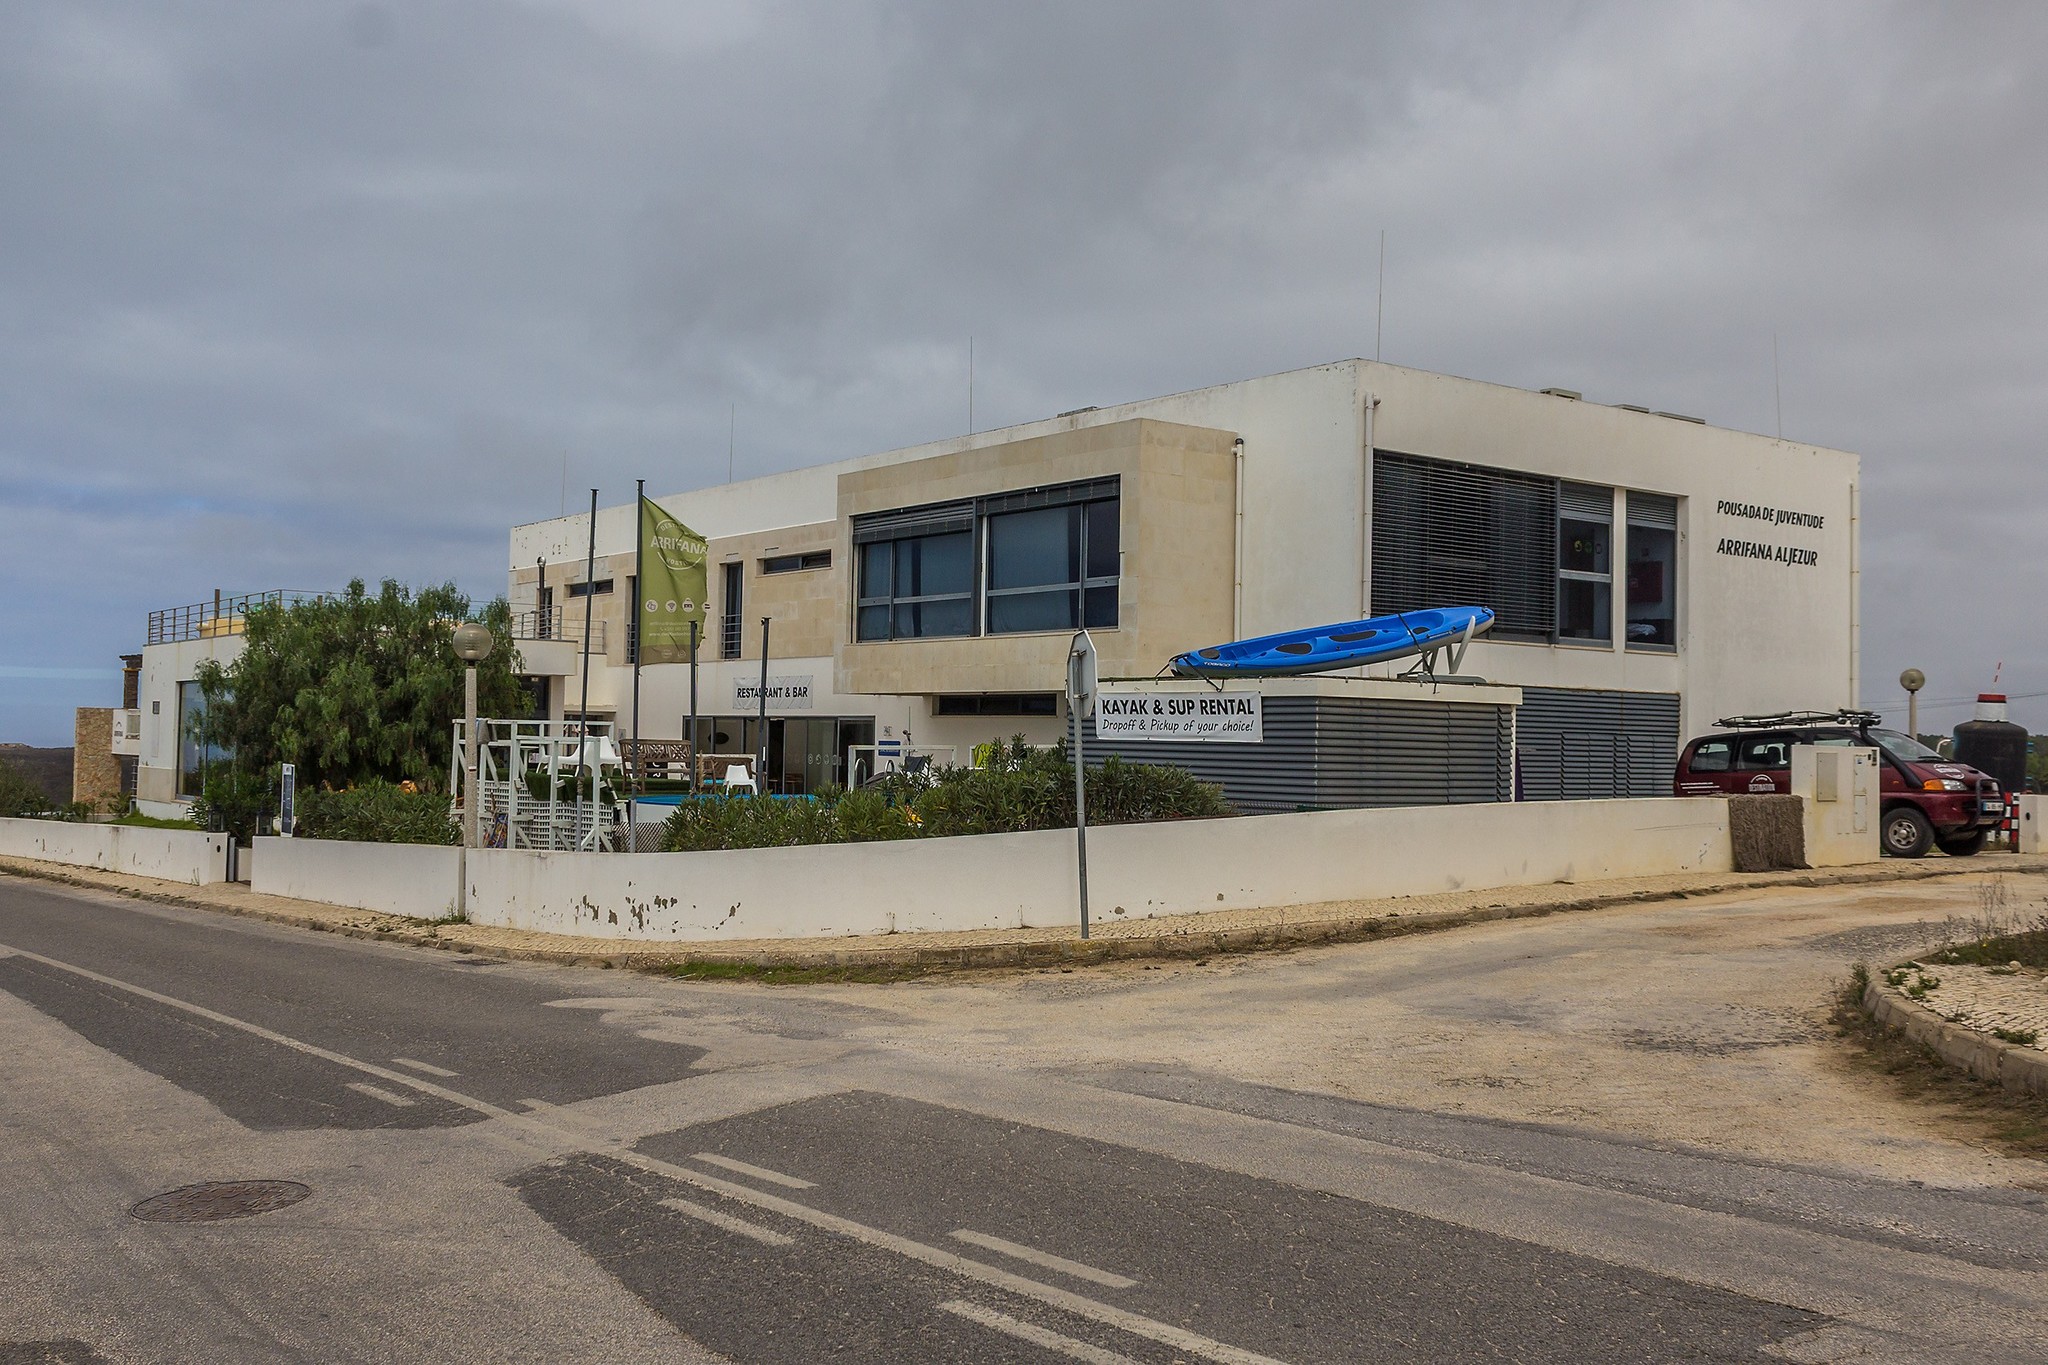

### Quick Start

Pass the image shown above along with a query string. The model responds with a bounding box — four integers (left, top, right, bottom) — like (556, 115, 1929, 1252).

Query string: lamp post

(452, 622, 494, 922)
(1900, 668, 1925, 743)
(452, 623, 495, 852)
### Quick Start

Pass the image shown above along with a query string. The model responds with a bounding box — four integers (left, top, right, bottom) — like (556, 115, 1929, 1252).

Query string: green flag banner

(637, 496, 709, 665)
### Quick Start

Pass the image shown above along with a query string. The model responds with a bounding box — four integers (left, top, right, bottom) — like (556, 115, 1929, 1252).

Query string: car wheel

(1935, 828, 1989, 857)
(1881, 806, 1935, 859)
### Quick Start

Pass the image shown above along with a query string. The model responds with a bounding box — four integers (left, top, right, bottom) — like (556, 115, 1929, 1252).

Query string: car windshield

(1869, 728, 1944, 763)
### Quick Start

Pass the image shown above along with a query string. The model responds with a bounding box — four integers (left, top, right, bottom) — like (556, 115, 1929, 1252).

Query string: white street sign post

(1067, 631, 1098, 940)
(277, 763, 296, 838)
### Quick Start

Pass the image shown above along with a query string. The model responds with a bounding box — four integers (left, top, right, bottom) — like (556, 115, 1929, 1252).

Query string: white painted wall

(251, 837, 461, 919)
(459, 797, 1734, 942)
(134, 633, 245, 815)
(0, 818, 229, 884)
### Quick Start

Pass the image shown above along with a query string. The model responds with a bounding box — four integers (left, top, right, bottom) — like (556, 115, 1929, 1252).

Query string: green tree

(194, 580, 527, 792)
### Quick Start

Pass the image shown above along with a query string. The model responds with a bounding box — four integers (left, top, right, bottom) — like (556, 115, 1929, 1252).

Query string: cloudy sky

(4, 1, 2044, 745)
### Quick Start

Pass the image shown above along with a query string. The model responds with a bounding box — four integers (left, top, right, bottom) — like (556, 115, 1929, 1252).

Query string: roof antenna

(1772, 330, 1783, 438)
(1375, 230, 1385, 363)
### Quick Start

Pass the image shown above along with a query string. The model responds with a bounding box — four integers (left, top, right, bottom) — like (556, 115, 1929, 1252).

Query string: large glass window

(851, 479, 1119, 642)
(1557, 483, 1613, 643)
(984, 498, 1119, 635)
(856, 530, 975, 640)
(1625, 492, 1678, 649)
(176, 681, 225, 799)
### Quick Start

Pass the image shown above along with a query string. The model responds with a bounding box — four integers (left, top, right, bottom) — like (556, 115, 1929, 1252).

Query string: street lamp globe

(452, 622, 494, 662)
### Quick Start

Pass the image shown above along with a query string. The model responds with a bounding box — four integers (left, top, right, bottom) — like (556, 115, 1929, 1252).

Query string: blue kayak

(1169, 606, 1495, 678)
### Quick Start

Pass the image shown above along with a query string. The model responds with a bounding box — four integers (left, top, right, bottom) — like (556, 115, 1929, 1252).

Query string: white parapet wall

(252, 837, 462, 920)
(465, 796, 1736, 942)
(0, 817, 229, 885)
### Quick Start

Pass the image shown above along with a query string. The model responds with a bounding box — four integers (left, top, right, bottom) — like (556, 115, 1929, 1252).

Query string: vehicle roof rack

(1711, 709, 1883, 731)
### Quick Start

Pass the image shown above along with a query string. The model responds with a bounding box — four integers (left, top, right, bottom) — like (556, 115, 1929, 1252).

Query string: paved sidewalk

(7, 849, 2048, 972)
(1893, 962, 2048, 1051)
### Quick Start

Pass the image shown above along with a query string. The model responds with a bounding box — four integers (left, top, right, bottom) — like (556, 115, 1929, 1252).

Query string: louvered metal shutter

(978, 476, 1120, 517)
(1090, 695, 1513, 814)
(1627, 491, 1677, 528)
(1372, 452, 1558, 639)
(851, 499, 975, 544)
(1515, 687, 1681, 800)
(1559, 482, 1613, 520)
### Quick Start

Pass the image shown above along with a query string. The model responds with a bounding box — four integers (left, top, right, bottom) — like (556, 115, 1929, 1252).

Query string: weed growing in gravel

(1932, 880, 2048, 970)
(1991, 1027, 2041, 1047)
(1830, 964, 2048, 1160)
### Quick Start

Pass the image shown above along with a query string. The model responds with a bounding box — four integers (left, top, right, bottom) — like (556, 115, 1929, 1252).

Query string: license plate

(1983, 802, 2005, 815)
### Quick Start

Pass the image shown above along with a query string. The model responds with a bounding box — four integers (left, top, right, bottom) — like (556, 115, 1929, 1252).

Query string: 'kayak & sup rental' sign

(1094, 688, 1263, 743)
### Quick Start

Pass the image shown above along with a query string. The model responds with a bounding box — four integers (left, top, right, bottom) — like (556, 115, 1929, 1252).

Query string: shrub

(297, 779, 458, 845)
(657, 738, 1230, 852)
(195, 770, 275, 842)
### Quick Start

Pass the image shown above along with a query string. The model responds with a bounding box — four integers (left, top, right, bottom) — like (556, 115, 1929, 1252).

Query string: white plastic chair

(720, 763, 758, 796)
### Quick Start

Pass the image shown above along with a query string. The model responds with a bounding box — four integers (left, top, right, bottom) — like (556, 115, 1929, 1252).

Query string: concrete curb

(8, 849, 2048, 977)
(1862, 974, 2048, 1099)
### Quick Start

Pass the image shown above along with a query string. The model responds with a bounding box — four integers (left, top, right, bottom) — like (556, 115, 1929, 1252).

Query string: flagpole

(687, 619, 700, 796)
(629, 479, 644, 841)
(576, 488, 597, 850)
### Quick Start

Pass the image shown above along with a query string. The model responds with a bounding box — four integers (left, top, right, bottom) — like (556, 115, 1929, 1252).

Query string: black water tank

(1953, 693, 2028, 792)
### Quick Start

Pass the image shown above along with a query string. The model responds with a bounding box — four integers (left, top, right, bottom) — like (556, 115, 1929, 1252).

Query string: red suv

(1673, 710, 2005, 858)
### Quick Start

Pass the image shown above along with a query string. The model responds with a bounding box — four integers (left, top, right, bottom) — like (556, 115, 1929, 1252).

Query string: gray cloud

(3, 0, 2045, 742)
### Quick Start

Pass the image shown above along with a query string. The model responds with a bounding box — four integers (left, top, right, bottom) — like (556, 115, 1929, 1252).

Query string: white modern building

(501, 359, 1859, 809)
(108, 358, 1857, 816)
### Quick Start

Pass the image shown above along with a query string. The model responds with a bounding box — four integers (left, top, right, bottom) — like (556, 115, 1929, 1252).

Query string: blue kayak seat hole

(1199, 648, 1221, 659)
(1328, 630, 1383, 643)
(1276, 642, 1313, 655)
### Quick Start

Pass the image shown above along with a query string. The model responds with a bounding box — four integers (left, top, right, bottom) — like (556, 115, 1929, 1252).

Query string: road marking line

(948, 1230, 1138, 1289)
(346, 1081, 417, 1108)
(687, 1152, 816, 1189)
(390, 1056, 459, 1077)
(0, 942, 519, 1118)
(658, 1197, 795, 1247)
(940, 1300, 1140, 1364)
(0, 940, 1289, 1365)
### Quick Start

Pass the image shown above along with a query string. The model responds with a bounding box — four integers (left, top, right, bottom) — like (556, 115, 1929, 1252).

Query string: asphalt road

(2, 873, 2044, 1364)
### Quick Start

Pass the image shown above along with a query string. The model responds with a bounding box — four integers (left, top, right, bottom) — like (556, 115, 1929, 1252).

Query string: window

(176, 681, 224, 799)
(1738, 735, 1792, 770)
(1625, 492, 1678, 649)
(762, 550, 831, 574)
(1558, 483, 1612, 643)
(566, 578, 613, 598)
(852, 479, 1119, 642)
(984, 498, 1118, 634)
(1688, 738, 1734, 772)
(720, 562, 743, 658)
(933, 693, 1060, 716)
(856, 531, 974, 640)
(1374, 452, 1682, 652)
(1372, 453, 1558, 639)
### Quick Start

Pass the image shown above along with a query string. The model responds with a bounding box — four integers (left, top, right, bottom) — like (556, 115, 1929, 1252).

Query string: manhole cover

(129, 1181, 311, 1224)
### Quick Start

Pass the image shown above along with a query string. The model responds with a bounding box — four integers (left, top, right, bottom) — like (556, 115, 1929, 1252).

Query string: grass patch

(657, 959, 933, 986)
(1831, 963, 2048, 1160)
(112, 811, 201, 830)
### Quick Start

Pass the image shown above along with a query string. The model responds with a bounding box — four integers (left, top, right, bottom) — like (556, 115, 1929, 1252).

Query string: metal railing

(147, 590, 325, 646)
(508, 610, 606, 651)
